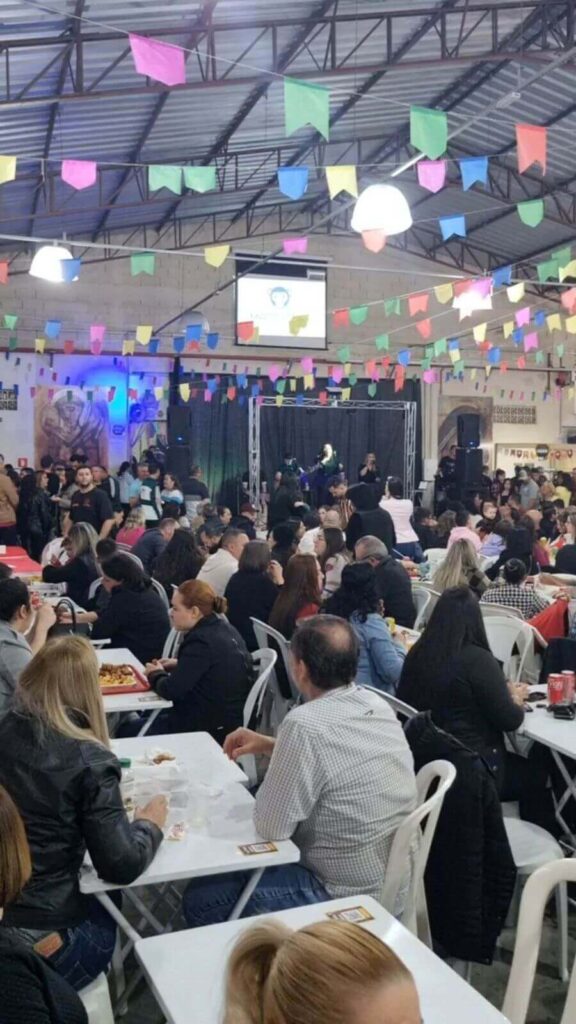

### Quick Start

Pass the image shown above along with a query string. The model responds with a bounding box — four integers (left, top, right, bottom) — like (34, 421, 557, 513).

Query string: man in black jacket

(345, 483, 396, 553)
(354, 535, 416, 628)
(132, 517, 177, 574)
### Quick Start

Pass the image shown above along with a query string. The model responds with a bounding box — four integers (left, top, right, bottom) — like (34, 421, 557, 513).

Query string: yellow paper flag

(547, 313, 562, 332)
(275, 395, 284, 407)
(570, 387, 575, 401)
(288, 378, 296, 392)
(304, 373, 315, 390)
(136, 325, 153, 345)
(326, 165, 358, 199)
(179, 382, 190, 401)
(560, 260, 576, 282)
(507, 281, 525, 303)
(473, 323, 487, 343)
(0, 156, 17, 185)
(154, 386, 164, 401)
(289, 314, 309, 336)
(204, 244, 230, 269)
(485, 366, 492, 379)
(565, 315, 576, 334)
(122, 339, 135, 356)
(470, 368, 477, 381)
(341, 387, 351, 401)
(449, 347, 461, 364)
(503, 321, 514, 339)
(434, 282, 453, 304)
(344, 362, 352, 376)
(35, 337, 45, 354)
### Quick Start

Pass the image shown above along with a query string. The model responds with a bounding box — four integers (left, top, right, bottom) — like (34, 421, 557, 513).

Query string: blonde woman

(223, 919, 420, 1024)
(116, 506, 146, 548)
(432, 538, 489, 599)
(41, 521, 99, 607)
(0, 636, 166, 990)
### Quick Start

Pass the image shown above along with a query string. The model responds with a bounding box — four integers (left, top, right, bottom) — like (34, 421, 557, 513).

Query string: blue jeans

(183, 864, 329, 927)
(394, 541, 423, 562)
(4, 898, 117, 992)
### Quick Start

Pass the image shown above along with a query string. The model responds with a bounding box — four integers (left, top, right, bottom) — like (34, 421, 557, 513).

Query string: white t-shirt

(379, 497, 418, 545)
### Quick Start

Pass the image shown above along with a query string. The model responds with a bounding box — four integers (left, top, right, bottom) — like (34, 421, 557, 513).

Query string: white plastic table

(80, 783, 299, 940)
(97, 648, 171, 735)
(111, 732, 248, 788)
(522, 693, 576, 844)
(135, 896, 508, 1024)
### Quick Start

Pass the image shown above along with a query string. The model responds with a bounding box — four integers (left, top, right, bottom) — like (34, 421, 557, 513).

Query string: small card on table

(325, 905, 375, 923)
(238, 842, 278, 856)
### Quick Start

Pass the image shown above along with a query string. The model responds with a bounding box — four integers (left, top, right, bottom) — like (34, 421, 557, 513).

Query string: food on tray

(151, 751, 176, 765)
(98, 663, 138, 688)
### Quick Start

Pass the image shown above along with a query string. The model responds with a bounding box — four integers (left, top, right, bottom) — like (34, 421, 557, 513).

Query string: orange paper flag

(516, 124, 547, 175)
(415, 318, 431, 339)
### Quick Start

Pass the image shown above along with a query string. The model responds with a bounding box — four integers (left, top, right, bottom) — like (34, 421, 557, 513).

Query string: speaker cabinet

(455, 447, 483, 487)
(167, 405, 192, 446)
(165, 445, 191, 480)
(457, 413, 480, 449)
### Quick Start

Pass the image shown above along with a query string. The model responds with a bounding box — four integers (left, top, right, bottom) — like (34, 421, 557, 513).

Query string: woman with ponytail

(145, 580, 253, 743)
(223, 919, 420, 1024)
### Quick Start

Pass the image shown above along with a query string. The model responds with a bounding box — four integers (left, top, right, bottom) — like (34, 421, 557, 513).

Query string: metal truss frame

(248, 396, 418, 508)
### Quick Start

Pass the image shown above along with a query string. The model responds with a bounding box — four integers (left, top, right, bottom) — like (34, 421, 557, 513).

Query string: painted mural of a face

(37, 389, 107, 465)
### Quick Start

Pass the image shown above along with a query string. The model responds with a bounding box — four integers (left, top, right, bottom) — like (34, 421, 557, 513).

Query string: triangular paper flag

(559, 260, 576, 282)
(44, 319, 60, 339)
(537, 258, 559, 283)
(0, 156, 16, 185)
(416, 319, 431, 339)
(503, 321, 514, 339)
(439, 214, 466, 240)
(333, 309, 350, 328)
(61, 259, 81, 283)
(459, 156, 488, 190)
(277, 166, 308, 200)
(237, 321, 255, 342)
(507, 281, 525, 303)
(361, 230, 386, 253)
(515, 306, 531, 328)
(349, 305, 368, 325)
(131, 252, 155, 276)
(326, 165, 358, 199)
(375, 334, 389, 351)
(183, 166, 216, 192)
(561, 287, 576, 313)
(61, 159, 97, 190)
(417, 160, 446, 193)
(204, 244, 229, 268)
(283, 238, 308, 256)
(35, 337, 45, 353)
(179, 383, 191, 401)
(565, 316, 576, 335)
(473, 323, 487, 343)
(129, 33, 186, 87)
(433, 337, 447, 356)
(0, 262, 8, 285)
(148, 165, 182, 194)
(523, 332, 538, 351)
(492, 265, 512, 287)
(516, 124, 547, 175)
(408, 293, 429, 316)
(410, 107, 447, 159)
(552, 246, 572, 267)
(546, 313, 562, 332)
(284, 78, 330, 140)
(136, 325, 153, 345)
(517, 199, 544, 227)
(434, 282, 453, 304)
(3, 314, 17, 329)
(384, 297, 402, 316)
(122, 339, 135, 356)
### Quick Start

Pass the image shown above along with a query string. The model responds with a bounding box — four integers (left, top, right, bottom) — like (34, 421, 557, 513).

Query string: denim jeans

(3, 898, 117, 992)
(183, 864, 329, 927)
(394, 541, 423, 562)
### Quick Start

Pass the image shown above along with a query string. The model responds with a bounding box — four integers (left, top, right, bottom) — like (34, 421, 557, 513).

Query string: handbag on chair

(47, 598, 91, 639)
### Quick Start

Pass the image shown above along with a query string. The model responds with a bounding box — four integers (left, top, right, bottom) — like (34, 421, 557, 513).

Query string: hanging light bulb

(452, 278, 493, 319)
(29, 244, 77, 283)
(351, 184, 413, 241)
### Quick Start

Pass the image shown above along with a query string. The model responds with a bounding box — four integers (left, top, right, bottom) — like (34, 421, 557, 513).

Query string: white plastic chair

(423, 548, 448, 570)
(238, 648, 278, 785)
(79, 974, 114, 1024)
(411, 586, 432, 630)
(88, 577, 103, 602)
(503, 817, 569, 984)
(162, 627, 183, 660)
(479, 554, 498, 572)
(483, 616, 537, 681)
(150, 577, 170, 611)
(362, 685, 418, 721)
(481, 603, 525, 621)
(503, 859, 576, 1024)
(250, 618, 300, 702)
(381, 760, 457, 943)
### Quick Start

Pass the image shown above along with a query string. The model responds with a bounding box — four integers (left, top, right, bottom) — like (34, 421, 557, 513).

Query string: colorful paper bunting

(206, 333, 219, 350)
(44, 320, 61, 339)
(439, 214, 466, 240)
(559, 260, 576, 282)
(515, 307, 531, 328)
(283, 238, 308, 256)
(338, 346, 351, 362)
(410, 106, 447, 159)
(349, 305, 368, 325)
(434, 282, 453, 304)
(129, 34, 186, 88)
(408, 293, 429, 316)
(0, 156, 16, 185)
(375, 334, 389, 351)
(148, 165, 182, 194)
(183, 166, 216, 192)
(204, 244, 230, 268)
(536, 258, 558, 283)
(503, 321, 514, 339)
(487, 347, 501, 364)
(416, 319, 432, 339)
(61, 259, 81, 283)
(131, 252, 156, 276)
(185, 324, 202, 342)
(3, 314, 17, 329)
(523, 332, 538, 352)
(237, 321, 255, 342)
(63, 339, 74, 354)
(546, 313, 562, 332)
(473, 323, 487, 343)
(397, 349, 411, 367)
(333, 309, 350, 328)
(122, 339, 135, 356)
(507, 281, 525, 303)
(516, 124, 547, 175)
(517, 199, 544, 227)
(561, 287, 576, 313)
(565, 316, 576, 334)
(0, 262, 8, 285)
(417, 160, 446, 193)
(61, 159, 97, 190)
(326, 165, 358, 199)
(492, 265, 512, 287)
(384, 297, 402, 316)
(459, 156, 488, 190)
(277, 166, 308, 200)
(135, 325, 153, 346)
(35, 338, 45, 354)
(434, 337, 447, 356)
(284, 78, 330, 141)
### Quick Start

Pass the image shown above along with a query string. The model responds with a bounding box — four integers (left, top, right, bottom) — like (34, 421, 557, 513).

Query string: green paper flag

(453, 359, 465, 374)
(338, 346, 351, 362)
(384, 297, 402, 316)
(131, 252, 156, 277)
(557, 344, 565, 358)
(3, 314, 17, 329)
(148, 165, 182, 194)
(284, 78, 330, 141)
(276, 379, 286, 394)
(8, 335, 17, 350)
(348, 373, 358, 386)
(349, 305, 368, 325)
(536, 258, 558, 283)
(368, 382, 377, 398)
(535, 349, 545, 364)
(434, 337, 447, 356)
(425, 345, 434, 358)
(375, 334, 389, 351)
(183, 166, 216, 193)
(517, 199, 544, 227)
(410, 106, 448, 159)
(421, 356, 432, 370)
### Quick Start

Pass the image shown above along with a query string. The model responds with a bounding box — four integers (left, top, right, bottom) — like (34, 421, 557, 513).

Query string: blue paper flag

(60, 258, 81, 283)
(534, 310, 546, 327)
(251, 384, 260, 398)
(206, 332, 220, 350)
(295, 393, 305, 406)
(448, 338, 459, 350)
(207, 378, 218, 394)
(512, 328, 523, 345)
(397, 349, 411, 366)
(45, 320, 61, 340)
(277, 166, 309, 200)
(439, 215, 466, 240)
(487, 347, 501, 364)
(148, 338, 160, 354)
(459, 156, 488, 191)
(173, 335, 185, 353)
(236, 373, 247, 389)
(492, 265, 512, 288)
(185, 323, 202, 342)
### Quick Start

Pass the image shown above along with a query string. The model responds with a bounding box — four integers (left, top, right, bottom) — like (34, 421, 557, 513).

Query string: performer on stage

(312, 443, 342, 507)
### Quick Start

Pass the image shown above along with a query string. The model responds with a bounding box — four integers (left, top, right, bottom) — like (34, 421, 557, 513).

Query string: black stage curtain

(183, 377, 421, 509)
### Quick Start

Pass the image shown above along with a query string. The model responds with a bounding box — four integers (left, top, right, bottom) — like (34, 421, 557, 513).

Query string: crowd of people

(0, 446, 569, 1022)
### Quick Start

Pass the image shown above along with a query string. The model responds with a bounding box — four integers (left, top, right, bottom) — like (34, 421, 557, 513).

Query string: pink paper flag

(282, 237, 308, 256)
(408, 293, 429, 316)
(61, 160, 97, 190)
(268, 365, 281, 383)
(203, 389, 212, 403)
(415, 318, 432, 339)
(301, 357, 314, 375)
(90, 338, 103, 356)
(524, 332, 538, 352)
(90, 323, 105, 345)
(129, 34, 186, 88)
(331, 366, 343, 384)
(423, 369, 439, 384)
(417, 160, 446, 194)
(517, 356, 526, 369)
(561, 287, 576, 313)
(515, 306, 530, 328)
(470, 277, 493, 298)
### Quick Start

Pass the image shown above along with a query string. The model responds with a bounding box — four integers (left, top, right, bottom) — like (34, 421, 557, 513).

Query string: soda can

(562, 670, 575, 704)
(548, 674, 565, 705)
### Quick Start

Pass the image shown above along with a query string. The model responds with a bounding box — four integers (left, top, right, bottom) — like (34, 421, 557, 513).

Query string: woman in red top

(116, 507, 146, 548)
(268, 553, 322, 639)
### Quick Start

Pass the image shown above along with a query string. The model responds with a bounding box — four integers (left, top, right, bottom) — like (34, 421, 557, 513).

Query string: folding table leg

(228, 868, 264, 920)
(138, 709, 162, 736)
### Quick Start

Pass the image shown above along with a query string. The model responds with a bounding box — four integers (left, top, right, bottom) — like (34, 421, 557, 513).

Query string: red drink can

(562, 671, 575, 704)
(548, 674, 565, 705)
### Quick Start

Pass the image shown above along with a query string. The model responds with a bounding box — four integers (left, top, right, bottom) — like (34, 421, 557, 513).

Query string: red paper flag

(516, 124, 547, 175)
(415, 318, 432, 339)
(188, 341, 201, 352)
(452, 279, 472, 297)
(517, 356, 526, 369)
(500, 362, 508, 374)
(561, 287, 576, 313)
(408, 293, 429, 316)
(332, 308, 350, 328)
(227, 386, 237, 401)
(394, 366, 405, 393)
(318, 391, 328, 405)
(237, 321, 255, 342)
(381, 355, 391, 369)
(0, 261, 8, 285)
(63, 339, 74, 354)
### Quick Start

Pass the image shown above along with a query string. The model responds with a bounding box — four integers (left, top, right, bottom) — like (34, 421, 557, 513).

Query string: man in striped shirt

(182, 615, 417, 925)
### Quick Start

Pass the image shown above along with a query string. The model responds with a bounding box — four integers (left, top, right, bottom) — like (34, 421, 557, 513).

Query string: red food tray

(99, 664, 150, 695)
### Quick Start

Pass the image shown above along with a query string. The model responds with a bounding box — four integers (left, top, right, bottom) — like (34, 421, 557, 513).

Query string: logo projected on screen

(269, 286, 291, 308)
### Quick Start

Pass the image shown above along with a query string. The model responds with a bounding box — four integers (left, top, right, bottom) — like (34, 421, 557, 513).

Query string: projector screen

(235, 259, 327, 350)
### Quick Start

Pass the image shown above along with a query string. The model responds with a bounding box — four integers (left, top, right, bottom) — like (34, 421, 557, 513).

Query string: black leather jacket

(0, 710, 163, 930)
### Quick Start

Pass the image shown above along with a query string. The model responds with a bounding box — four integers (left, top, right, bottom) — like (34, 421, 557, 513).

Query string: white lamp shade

(351, 184, 412, 235)
(29, 244, 75, 283)
(452, 290, 493, 319)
